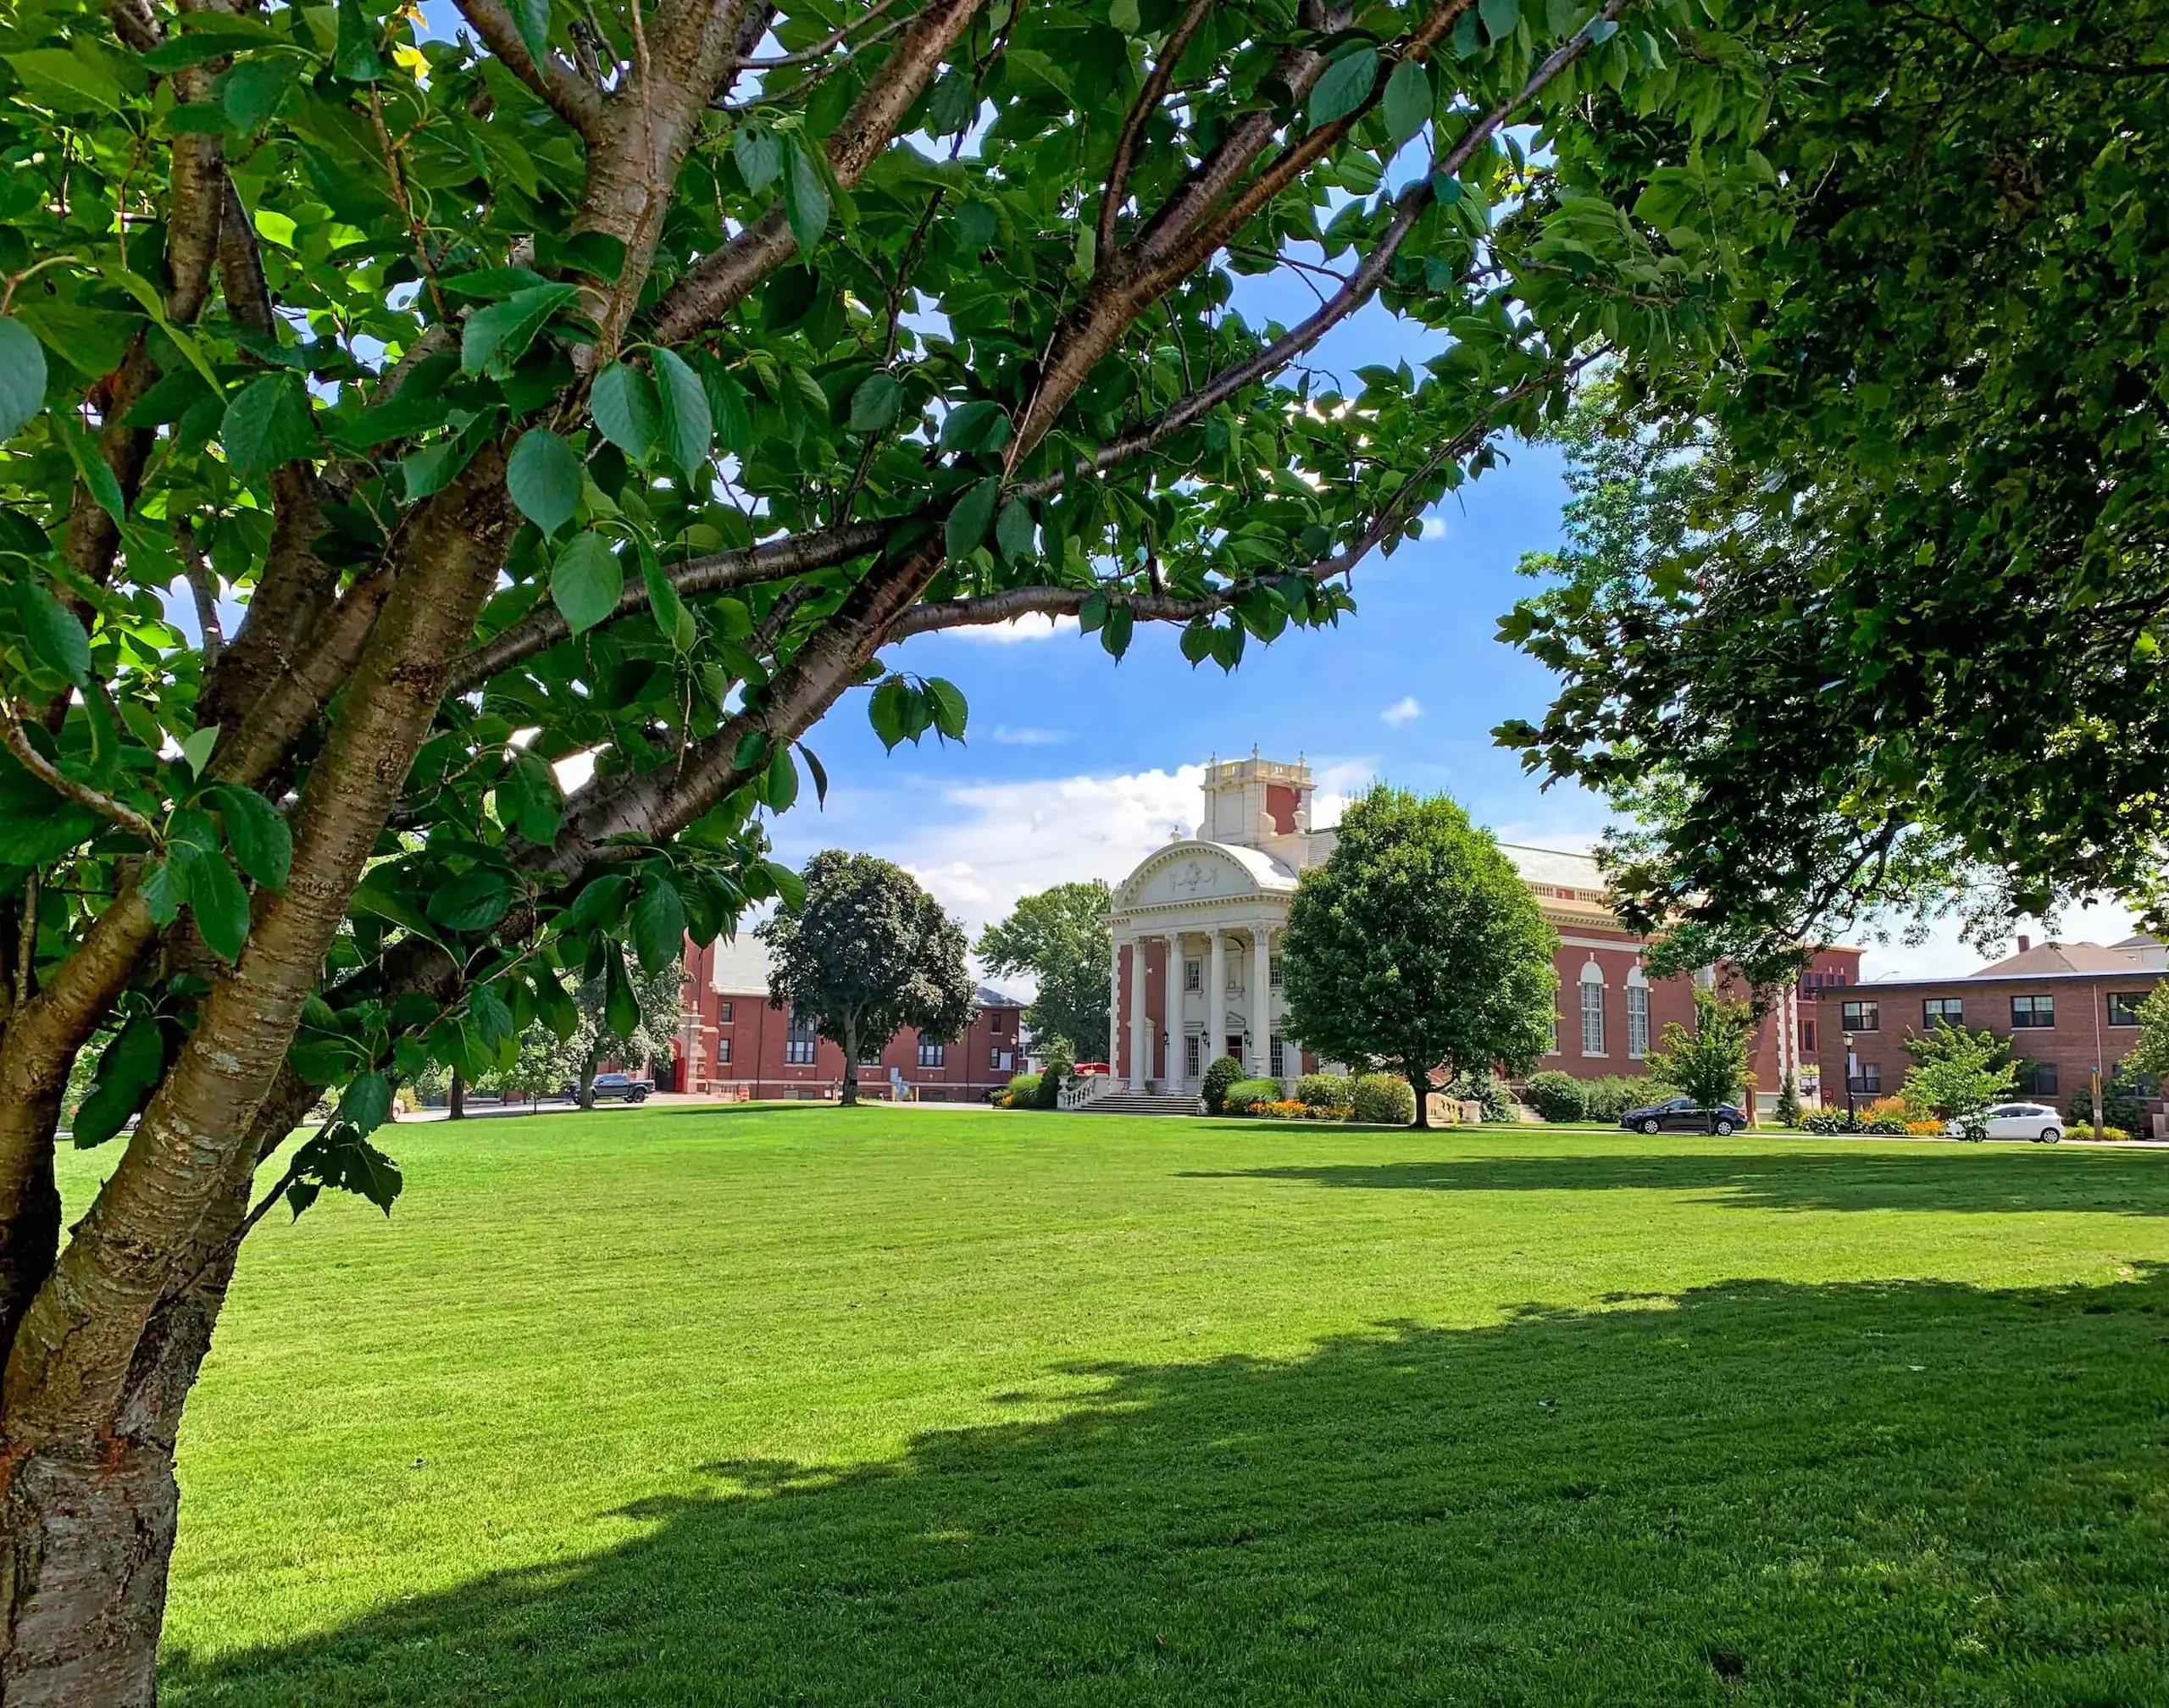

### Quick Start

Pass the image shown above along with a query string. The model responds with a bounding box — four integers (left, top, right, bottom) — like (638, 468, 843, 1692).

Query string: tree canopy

(1279, 785, 1556, 1127)
(1644, 989, 1748, 1113)
(0, 0, 1861, 1684)
(974, 879, 1111, 1061)
(1498, 0, 2169, 980)
(758, 849, 972, 1103)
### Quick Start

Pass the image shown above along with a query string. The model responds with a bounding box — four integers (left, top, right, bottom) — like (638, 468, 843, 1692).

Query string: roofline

(1838, 966, 2161, 990)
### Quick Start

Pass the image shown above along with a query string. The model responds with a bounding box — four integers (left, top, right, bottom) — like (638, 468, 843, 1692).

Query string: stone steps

(1071, 1092, 1201, 1117)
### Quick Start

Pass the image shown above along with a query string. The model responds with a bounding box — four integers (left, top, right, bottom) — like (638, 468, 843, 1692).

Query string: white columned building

(1107, 751, 1321, 1095)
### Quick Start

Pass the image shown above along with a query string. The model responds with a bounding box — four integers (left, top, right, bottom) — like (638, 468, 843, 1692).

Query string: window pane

(1841, 1000, 1878, 1031)
(2108, 991, 2143, 1026)
(1626, 986, 1650, 1059)
(1581, 982, 1605, 1055)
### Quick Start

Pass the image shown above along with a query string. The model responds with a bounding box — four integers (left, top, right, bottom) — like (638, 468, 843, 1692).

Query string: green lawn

(61, 1108, 2169, 1705)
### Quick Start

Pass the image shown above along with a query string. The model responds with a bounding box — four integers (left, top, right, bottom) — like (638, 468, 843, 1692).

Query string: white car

(1947, 1103, 2063, 1143)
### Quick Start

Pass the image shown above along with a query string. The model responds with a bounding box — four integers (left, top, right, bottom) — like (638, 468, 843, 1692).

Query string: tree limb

(1096, 0, 1214, 268)
(451, 0, 607, 136)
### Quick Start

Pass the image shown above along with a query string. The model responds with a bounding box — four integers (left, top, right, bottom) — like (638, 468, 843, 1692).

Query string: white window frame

(1184, 957, 1202, 995)
(1580, 973, 1606, 1057)
(714, 1036, 731, 1065)
(918, 1039, 946, 1068)
(1269, 1035, 1286, 1078)
(785, 1012, 818, 1065)
(1626, 982, 1650, 1060)
(1184, 1033, 1202, 1076)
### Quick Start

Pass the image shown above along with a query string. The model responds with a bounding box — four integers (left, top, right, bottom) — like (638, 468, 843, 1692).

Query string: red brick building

(1812, 937, 2166, 1118)
(669, 933, 1026, 1101)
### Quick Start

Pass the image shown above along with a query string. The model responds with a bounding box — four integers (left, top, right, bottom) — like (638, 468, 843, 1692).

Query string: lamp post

(1842, 1031, 1856, 1123)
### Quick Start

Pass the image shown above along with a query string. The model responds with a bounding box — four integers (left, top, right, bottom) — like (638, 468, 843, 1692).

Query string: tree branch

(452, 0, 607, 136)
(1096, 0, 1213, 267)
(0, 703, 156, 844)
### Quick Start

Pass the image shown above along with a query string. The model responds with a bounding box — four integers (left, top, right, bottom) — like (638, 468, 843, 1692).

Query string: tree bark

(839, 1013, 860, 1107)
(1409, 1070, 1431, 1130)
(447, 1067, 466, 1121)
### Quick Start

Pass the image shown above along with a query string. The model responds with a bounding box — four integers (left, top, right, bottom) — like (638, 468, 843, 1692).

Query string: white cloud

(1420, 516, 1449, 541)
(946, 613, 1080, 645)
(1379, 695, 1422, 726)
(1306, 756, 1379, 829)
(990, 724, 1068, 746)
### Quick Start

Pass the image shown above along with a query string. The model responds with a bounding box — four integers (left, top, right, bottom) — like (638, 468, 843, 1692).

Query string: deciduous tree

(1280, 786, 1556, 1127)
(1645, 989, 1750, 1116)
(974, 879, 1111, 1062)
(759, 851, 972, 1104)
(0, 0, 1782, 1686)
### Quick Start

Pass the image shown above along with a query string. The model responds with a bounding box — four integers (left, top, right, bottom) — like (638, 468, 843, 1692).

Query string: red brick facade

(1814, 967, 2165, 1117)
(671, 934, 1027, 1101)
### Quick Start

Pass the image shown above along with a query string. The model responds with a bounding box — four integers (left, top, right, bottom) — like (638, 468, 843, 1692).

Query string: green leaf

(498, 748, 562, 843)
(338, 1070, 392, 1138)
(735, 124, 780, 193)
(0, 318, 47, 441)
(189, 847, 252, 963)
(591, 362, 660, 461)
(460, 283, 578, 378)
(1382, 57, 1430, 147)
(632, 879, 687, 974)
(603, 941, 640, 1037)
(333, 0, 384, 80)
(765, 860, 807, 912)
(760, 743, 797, 812)
(5, 47, 125, 113)
(17, 580, 90, 685)
(551, 532, 623, 635)
(58, 418, 127, 523)
(1479, 0, 1522, 42)
(179, 723, 219, 778)
(209, 784, 291, 891)
(566, 873, 632, 933)
(939, 399, 1010, 455)
(508, 0, 552, 69)
(71, 1015, 166, 1148)
(1308, 46, 1377, 130)
(1101, 602, 1134, 659)
(426, 868, 513, 931)
(849, 372, 902, 433)
(221, 374, 317, 479)
(1451, 8, 1484, 56)
(652, 347, 712, 473)
(223, 56, 301, 131)
(1109, 0, 1140, 31)
(868, 676, 912, 751)
(506, 428, 582, 533)
(796, 742, 829, 807)
(140, 854, 190, 925)
(996, 498, 1035, 564)
(945, 477, 1001, 562)
(924, 677, 968, 743)
(779, 137, 830, 256)
(706, 368, 753, 456)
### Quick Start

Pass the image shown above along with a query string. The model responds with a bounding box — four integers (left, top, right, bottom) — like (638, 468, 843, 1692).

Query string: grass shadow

(1183, 1147, 2169, 1217)
(165, 1271, 2169, 1705)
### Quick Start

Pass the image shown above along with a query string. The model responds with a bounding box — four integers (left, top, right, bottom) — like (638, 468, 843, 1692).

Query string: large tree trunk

(839, 1015, 860, 1107)
(447, 1067, 466, 1121)
(1409, 1070, 1431, 1130)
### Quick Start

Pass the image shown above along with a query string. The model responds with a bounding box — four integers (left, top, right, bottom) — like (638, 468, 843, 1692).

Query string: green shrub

(2066, 1078, 2145, 1133)
(1800, 1107, 1856, 1134)
(1005, 1073, 1041, 1108)
(1579, 1074, 1673, 1123)
(1350, 1073, 1416, 1126)
(1201, 1055, 1246, 1114)
(1295, 1072, 1352, 1111)
(1035, 1055, 1068, 1110)
(1522, 1070, 1586, 1123)
(1773, 1070, 1802, 1128)
(1223, 1077, 1284, 1114)
(1443, 1070, 1513, 1123)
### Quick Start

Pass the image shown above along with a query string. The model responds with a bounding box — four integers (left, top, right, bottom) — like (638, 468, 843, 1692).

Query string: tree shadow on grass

(164, 1271, 2169, 1707)
(1182, 1147, 2169, 1217)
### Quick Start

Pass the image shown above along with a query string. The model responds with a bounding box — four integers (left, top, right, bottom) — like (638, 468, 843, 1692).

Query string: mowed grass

(55, 1109, 2169, 1705)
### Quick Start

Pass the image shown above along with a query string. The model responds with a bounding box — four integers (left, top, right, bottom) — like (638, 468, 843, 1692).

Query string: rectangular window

(1581, 982, 1605, 1056)
(785, 1012, 818, 1065)
(1847, 1062, 1883, 1094)
(2016, 1060, 2059, 1096)
(1626, 986, 1650, 1060)
(1840, 1000, 1878, 1033)
(1269, 1036, 1286, 1078)
(2011, 995, 2055, 1029)
(2108, 991, 2144, 1027)
(991, 1047, 1013, 1071)
(1269, 957, 1284, 991)
(1801, 1018, 1816, 1054)
(713, 1037, 731, 1066)
(1184, 1034, 1202, 1076)
(1184, 957, 1202, 995)
(918, 1040, 945, 1068)
(716, 1001, 733, 1023)
(1922, 997, 1964, 1029)
(1548, 1008, 1560, 1056)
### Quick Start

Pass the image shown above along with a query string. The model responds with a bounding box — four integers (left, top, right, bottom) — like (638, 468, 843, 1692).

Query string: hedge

(1223, 1077, 1284, 1113)
(1201, 1055, 1247, 1114)
(1295, 1072, 1352, 1111)
(1522, 1070, 1585, 1123)
(1351, 1073, 1416, 1126)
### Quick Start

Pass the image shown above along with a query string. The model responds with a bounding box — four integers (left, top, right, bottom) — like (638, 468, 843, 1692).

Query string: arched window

(1579, 960, 1606, 1056)
(1625, 966, 1650, 1060)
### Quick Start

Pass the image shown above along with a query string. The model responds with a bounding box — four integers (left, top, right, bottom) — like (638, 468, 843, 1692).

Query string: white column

(1207, 929, 1227, 1073)
(1106, 923, 1120, 1075)
(1251, 928, 1273, 1078)
(1165, 931, 1184, 1090)
(1127, 936, 1148, 1091)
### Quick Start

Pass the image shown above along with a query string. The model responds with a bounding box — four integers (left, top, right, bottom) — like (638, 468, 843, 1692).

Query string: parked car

(1948, 1103, 2062, 1144)
(1622, 1095, 1746, 1137)
(575, 1072, 652, 1104)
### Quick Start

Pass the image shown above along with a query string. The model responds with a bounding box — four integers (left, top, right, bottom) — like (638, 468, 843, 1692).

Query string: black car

(1622, 1095, 1745, 1136)
(579, 1072, 652, 1104)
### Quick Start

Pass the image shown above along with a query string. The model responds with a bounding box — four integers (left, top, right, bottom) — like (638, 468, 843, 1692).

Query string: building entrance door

(1225, 1035, 1242, 1065)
